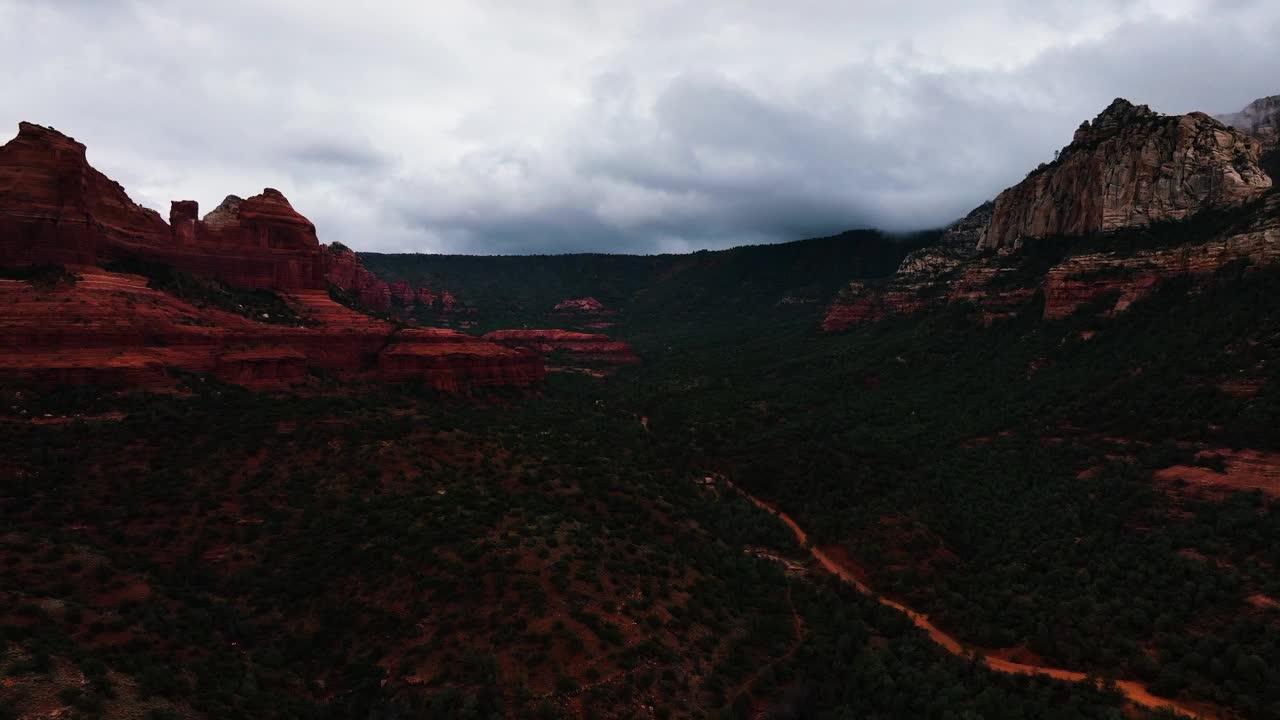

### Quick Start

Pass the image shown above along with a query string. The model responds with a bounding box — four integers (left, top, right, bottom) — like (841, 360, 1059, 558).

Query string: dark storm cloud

(2, 1, 1278, 254)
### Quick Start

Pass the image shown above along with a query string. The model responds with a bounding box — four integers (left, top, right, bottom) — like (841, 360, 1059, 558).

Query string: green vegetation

(104, 257, 310, 326)
(0, 377, 1135, 719)
(359, 229, 937, 335)
(0, 262, 79, 288)
(4, 207, 1280, 718)
(616, 265, 1280, 719)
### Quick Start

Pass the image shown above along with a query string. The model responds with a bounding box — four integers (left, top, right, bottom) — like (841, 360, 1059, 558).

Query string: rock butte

(824, 96, 1280, 333)
(0, 123, 325, 290)
(0, 122, 542, 392)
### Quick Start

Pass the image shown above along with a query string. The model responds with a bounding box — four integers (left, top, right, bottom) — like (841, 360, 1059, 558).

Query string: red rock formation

(438, 289, 459, 312)
(825, 97, 1280, 333)
(0, 123, 326, 290)
(821, 282, 924, 332)
(388, 279, 415, 307)
(0, 269, 542, 392)
(552, 296, 617, 328)
(553, 297, 607, 313)
(1042, 202, 1280, 319)
(983, 100, 1271, 250)
(322, 243, 392, 310)
(379, 329, 544, 389)
(321, 244, 463, 315)
(414, 286, 438, 307)
(483, 329, 639, 375)
(0, 122, 542, 393)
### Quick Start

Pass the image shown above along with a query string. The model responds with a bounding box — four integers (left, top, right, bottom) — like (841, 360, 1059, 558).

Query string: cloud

(1, 0, 1277, 254)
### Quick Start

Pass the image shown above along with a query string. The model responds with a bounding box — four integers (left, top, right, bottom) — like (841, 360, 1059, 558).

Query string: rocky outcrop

(0, 122, 543, 393)
(982, 99, 1271, 250)
(552, 296, 617, 329)
(825, 95, 1280, 333)
(896, 202, 992, 277)
(821, 282, 929, 332)
(483, 329, 639, 376)
(553, 297, 606, 314)
(0, 269, 544, 392)
(1217, 95, 1280, 152)
(823, 204, 999, 332)
(323, 243, 392, 309)
(1042, 194, 1280, 319)
(824, 191, 1280, 331)
(0, 123, 327, 290)
(379, 328, 544, 389)
(322, 243, 461, 314)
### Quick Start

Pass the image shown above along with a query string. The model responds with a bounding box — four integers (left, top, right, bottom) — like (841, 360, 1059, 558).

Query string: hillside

(358, 229, 936, 345)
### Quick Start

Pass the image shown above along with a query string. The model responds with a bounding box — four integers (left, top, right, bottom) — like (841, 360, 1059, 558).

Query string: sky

(1, 0, 1277, 255)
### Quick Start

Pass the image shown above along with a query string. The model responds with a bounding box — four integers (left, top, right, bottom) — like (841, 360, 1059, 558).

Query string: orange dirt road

(725, 481, 1217, 720)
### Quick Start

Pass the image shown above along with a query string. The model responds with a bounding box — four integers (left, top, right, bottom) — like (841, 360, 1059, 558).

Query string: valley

(2, 92, 1279, 720)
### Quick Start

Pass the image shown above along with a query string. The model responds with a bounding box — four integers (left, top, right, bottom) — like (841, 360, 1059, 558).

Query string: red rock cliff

(483, 329, 639, 375)
(0, 122, 543, 393)
(0, 123, 325, 290)
(982, 99, 1271, 250)
(322, 244, 462, 314)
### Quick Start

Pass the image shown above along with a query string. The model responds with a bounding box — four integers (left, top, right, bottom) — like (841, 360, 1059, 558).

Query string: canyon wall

(824, 96, 1280, 332)
(982, 99, 1271, 251)
(0, 123, 326, 290)
(323, 243, 459, 314)
(0, 122, 542, 392)
(483, 329, 639, 376)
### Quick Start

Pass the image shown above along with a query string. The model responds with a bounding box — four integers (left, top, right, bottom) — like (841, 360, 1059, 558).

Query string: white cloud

(1, 0, 1276, 253)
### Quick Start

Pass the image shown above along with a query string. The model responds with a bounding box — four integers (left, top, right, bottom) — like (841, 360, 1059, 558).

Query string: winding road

(725, 480, 1217, 720)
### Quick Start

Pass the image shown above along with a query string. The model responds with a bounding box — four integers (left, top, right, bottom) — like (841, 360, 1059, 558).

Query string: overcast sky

(2, 0, 1277, 254)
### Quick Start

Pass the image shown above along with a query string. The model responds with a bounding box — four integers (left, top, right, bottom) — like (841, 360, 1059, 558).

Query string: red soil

(724, 480, 1219, 720)
(1155, 449, 1280, 497)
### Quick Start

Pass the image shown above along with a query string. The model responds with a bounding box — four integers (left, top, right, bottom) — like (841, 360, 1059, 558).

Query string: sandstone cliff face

(0, 123, 327, 290)
(322, 244, 461, 314)
(379, 329, 544, 389)
(0, 123, 168, 267)
(0, 122, 542, 393)
(1042, 193, 1280, 319)
(825, 95, 1280, 333)
(824, 192, 1280, 331)
(551, 296, 617, 329)
(982, 99, 1271, 250)
(896, 202, 992, 277)
(820, 282, 927, 332)
(483, 329, 639, 376)
(823, 203, 995, 332)
(0, 268, 544, 392)
(553, 297, 606, 313)
(323, 244, 392, 309)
